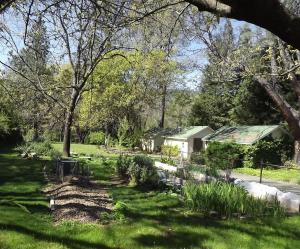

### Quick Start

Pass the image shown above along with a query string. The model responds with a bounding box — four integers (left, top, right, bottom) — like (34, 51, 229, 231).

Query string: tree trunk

(255, 76, 300, 163)
(32, 118, 39, 141)
(294, 140, 300, 164)
(159, 85, 167, 128)
(63, 89, 79, 157)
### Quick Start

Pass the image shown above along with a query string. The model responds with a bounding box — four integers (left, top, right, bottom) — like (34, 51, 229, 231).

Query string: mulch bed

(43, 177, 114, 223)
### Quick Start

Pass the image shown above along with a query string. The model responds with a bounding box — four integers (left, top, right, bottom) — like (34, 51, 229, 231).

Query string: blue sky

(0, 11, 260, 91)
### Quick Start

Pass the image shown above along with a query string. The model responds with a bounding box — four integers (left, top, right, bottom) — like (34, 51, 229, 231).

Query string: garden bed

(43, 177, 113, 223)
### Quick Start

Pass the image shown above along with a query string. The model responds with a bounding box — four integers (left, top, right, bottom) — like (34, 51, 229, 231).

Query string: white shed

(164, 126, 214, 159)
(141, 127, 180, 152)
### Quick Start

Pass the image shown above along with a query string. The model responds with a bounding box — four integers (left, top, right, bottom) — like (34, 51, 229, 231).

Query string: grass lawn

(1, 147, 300, 248)
(235, 167, 300, 184)
(52, 142, 117, 158)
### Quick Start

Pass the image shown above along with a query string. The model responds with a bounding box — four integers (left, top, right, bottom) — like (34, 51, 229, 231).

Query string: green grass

(52, 142, 117, 158)
(235, 167, 300, 184)
(1, 147, 300, 248)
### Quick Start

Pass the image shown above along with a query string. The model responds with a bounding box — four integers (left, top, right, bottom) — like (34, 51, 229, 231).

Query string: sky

(0, 8, 260, 91)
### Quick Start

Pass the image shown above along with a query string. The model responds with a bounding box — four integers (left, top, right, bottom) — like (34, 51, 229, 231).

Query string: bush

(116, 154, 133, 177)
(161, 157, 176, 166)
(242, 138, 293, 168)
(128, 155, 159, 186)
(205, 142, 242, 171)
(15, 141, 61, 158)
(284, 160, 299, 169)
(88, 131, 105, 145)
(190, 152, 205, 165)
(161, 145, 180, 159)
(183, 181, 284, 218)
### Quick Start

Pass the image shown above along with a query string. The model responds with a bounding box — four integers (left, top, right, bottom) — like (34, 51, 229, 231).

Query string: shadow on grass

(0, 223, 113, 249)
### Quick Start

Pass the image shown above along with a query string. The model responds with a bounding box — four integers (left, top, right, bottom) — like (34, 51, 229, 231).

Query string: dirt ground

(43, 177, 114, 223)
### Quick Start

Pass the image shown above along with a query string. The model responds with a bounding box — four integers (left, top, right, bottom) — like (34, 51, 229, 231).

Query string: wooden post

(259, 159, 263, 183)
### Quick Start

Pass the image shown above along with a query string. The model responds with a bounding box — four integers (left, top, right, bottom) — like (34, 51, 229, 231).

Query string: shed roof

(144, 127, 180, 139)
(202, 125, 282, 145)
(166, 126, 211, 140)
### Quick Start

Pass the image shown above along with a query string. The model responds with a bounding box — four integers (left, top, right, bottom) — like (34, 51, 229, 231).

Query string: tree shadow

(0, 223, 113, 249)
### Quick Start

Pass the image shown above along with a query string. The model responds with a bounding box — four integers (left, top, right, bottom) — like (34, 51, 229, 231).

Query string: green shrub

(190, 152, 205, 165)
(116, 154, 132, 177)
(205, 142, 242, 170)
(88, 131, 106, 145)
(183, 181, 284, 218)
(161, 145, 180, 159)
(49, 149, 62, 160)
(284, 160, 299, 169)
(128, 155, 159, 186)
(242, 138, 293, 168)
(15, 141, 60, 158)
(100, 201, 129, 223)
(161, 157, 176, 166)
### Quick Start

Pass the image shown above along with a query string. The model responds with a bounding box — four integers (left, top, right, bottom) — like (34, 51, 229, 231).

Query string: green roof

(166, 126, 211, 140)
(202, 125, 282, 144)
(144, 127, 180, 139)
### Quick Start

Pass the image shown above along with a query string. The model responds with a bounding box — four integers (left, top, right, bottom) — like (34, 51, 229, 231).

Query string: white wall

(164, 139, 189, 159)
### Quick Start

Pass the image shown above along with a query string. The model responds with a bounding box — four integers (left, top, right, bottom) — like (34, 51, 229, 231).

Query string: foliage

(128, 155, 159, 186)
(161, 145, 180, 159)
(183, 181, 284, 218)
(205, 142, 242, 170)
(242, 138, 293, 168)
(116, 154, 133, 178)
(15, 140, 61, 158)
(88, 131, 106, 145)
(190, 152, 205, 165)
(161, 157, 176, 166)
(117, 117, 130, 147)
(284, 160, 299, 169)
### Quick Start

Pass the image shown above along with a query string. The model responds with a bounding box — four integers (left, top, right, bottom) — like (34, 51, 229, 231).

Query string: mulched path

(43, 177, 116, 223)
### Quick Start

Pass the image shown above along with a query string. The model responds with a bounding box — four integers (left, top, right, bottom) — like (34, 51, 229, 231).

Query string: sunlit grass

(52, 142, 117, 158)
(235, 167, 300, 184)
(1, 148, 300, 248)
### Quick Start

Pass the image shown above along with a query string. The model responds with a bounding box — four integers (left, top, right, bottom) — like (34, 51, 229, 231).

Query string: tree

(185, 0, 300, 51)
(7, 18, 53, 141)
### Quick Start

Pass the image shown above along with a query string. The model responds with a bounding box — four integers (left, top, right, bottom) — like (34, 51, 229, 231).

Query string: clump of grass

(183, 181, 284, 218)
(100, 201, 129, 224)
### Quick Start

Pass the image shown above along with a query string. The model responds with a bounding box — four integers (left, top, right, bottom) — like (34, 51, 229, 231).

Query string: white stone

(234, 179, 300, 212)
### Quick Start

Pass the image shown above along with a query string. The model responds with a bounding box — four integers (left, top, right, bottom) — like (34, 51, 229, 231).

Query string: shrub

(284, 160, 299, 169)
(205, 142, 242, 178)
(161, 145, 180, 159)
(183, 181, 284, 218)
(29, 140, 53, 155)
(49, 149, 62, 160)
(190, 152, 205, 165)
(88, 131, 106, 145)
(128, 155, 159, 186)
(100, 201, 129, 223)
(161, 157, 176, 166)
(242, 138, 293, 168)
(116, 154, 133, 177)
(15, 141, 60, 158)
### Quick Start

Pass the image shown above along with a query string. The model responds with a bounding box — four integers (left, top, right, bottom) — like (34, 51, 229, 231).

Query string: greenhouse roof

(202, 125, 282, 145)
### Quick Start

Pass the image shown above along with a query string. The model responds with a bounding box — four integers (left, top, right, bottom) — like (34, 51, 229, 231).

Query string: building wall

(164, 139, 189, 159)
(164, 127, 214, 159)
(142, 136, 165, 152)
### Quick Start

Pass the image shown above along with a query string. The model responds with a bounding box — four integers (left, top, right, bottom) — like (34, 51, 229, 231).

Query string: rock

(234, 179, 300, 213)
(21, 152, 28, 158)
